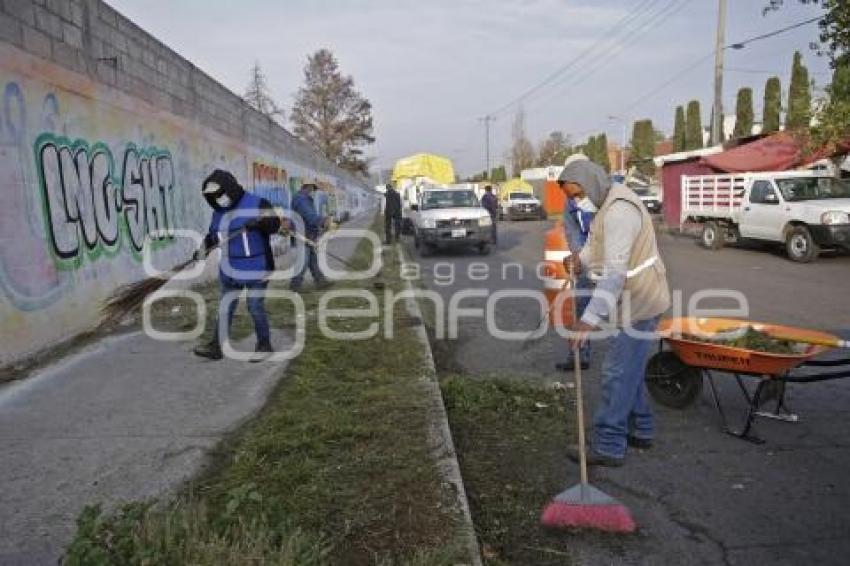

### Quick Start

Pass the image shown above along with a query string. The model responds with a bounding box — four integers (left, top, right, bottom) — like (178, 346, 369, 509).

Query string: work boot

(627, 435, 653, 450)
(193, 340, 223, 361)
(555, 358, 590, 372)
(566, 446, 624, 467)
(250, 341, 273, 363)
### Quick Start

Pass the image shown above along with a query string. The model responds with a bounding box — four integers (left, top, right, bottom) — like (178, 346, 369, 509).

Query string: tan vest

(585, 184, 670, 325)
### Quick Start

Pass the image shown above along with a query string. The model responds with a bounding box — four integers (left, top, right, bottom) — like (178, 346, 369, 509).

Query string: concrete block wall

(0, 0, 378, 366)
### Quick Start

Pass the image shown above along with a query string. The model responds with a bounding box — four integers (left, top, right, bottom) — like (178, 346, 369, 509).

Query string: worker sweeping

(290, 183, 333, 292)
(560, 159, 670, 467)
(193, 169, 282, 361)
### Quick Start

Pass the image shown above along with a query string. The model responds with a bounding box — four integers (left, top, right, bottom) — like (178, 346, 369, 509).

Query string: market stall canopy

(497, 178, 534, 199)
(700, 132, 802, 173)
(391, 153, 455, 184)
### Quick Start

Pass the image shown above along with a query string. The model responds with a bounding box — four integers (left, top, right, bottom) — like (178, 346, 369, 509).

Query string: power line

(618, 15, 824, 117)
(524, 0, 692, 118)
(487, 0, 662, 117)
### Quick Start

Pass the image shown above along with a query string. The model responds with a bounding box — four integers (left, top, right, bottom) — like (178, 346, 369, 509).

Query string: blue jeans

(290, 245, 325, 289)
(215, 275, 270, 345)
(592, 316, 660, 459)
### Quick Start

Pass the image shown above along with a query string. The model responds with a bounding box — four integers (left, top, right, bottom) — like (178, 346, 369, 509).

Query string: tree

(630, 119, 656, 176)
(786, 51, 812, 130)
(765, 1, 850, 67)
(291, 49, 375, 175)
(813, 59, 850, 151)
(537, 131, 572, 165)
(244, 62, 283, 120)
(762, 76, 782, 133)
(489, 165, 507, 182)
(510, 107, 536, 177)
(732, 87, 755, 138)
(597, 133, 611, 172)
(673, 105, 686, 151)
(685, 100, 704, 150)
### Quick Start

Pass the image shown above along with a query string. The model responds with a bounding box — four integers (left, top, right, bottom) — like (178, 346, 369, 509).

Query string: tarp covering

(497, 178, 534, 199)
(701, 132, 802, 173)
(391, 153, 455, 184)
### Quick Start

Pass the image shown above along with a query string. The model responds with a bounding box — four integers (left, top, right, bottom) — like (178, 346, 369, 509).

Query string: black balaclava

(202, 169, 245, 211)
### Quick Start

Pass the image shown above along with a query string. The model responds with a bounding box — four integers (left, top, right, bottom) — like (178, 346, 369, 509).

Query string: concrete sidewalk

(0, 212, 377, 564)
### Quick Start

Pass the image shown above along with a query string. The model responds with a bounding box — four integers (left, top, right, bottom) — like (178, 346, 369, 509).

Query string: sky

(106, 0, 832, 179)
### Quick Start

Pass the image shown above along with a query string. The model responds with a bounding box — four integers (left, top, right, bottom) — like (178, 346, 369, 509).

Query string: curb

(396, 246, 482, 566)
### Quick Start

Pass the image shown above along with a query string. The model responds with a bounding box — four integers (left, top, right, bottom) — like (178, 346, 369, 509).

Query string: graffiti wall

(0, 42, 374, 366)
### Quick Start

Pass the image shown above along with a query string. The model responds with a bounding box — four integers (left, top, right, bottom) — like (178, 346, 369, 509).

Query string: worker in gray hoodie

(559, 160, 670, 467)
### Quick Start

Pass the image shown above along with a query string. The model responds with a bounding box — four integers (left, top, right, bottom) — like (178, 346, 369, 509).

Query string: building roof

(653, 145, 724, 167)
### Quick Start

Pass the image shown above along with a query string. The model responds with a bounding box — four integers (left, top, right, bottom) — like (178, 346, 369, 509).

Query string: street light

(607, 115, 628, 176)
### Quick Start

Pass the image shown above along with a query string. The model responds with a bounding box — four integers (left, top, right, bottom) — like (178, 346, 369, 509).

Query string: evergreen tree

(244, 62, 283, 120)
(291, 49, 374, 175)
(786, 51, 812, 130)
(490, 165, 507, 182)
(597, 133, 611, 172)
(673, 105, 686, 151)
(762, 76, 782, 134)
(685, 100, 704, 150)
(732, 87, 754, 138)
(630, 120, 656, 176)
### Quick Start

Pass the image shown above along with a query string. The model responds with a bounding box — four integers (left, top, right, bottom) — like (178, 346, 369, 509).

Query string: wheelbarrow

(645, 317, 850, 443)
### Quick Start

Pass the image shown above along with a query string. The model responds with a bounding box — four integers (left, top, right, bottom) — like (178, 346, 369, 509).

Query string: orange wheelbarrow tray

(646, 317, 850, 444)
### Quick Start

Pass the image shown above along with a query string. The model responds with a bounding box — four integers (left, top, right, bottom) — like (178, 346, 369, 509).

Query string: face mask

(576, 196, 597, 213)
(216, 194, 232, 208)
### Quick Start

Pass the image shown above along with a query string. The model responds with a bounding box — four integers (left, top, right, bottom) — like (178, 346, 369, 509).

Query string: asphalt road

(403, 219, 850, 566)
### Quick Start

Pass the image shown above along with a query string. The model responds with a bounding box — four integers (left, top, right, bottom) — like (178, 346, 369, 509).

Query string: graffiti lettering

(35, 134, 175, 267)
(252, 160, 290, 208)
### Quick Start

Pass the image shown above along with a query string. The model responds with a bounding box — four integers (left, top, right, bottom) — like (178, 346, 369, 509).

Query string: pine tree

(762, 76, 782, 134)
(291, 49, 375, 175)
(629, 120, 656, 176)
(490, 165, 507, 182)
(732, 87, 754, 138)
(244, 62, 283, 120)
(673, 105, 686, 151)
(786, 51, 812, 130)
(685, 100, 704, 150)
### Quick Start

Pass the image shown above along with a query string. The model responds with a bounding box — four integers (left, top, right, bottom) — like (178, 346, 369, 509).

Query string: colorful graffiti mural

(0, 42, 374, 366)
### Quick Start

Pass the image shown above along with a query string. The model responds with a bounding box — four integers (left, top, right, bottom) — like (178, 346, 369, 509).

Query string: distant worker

(193, 169, 281, 361)
(290, 183, 332, 292)
(557, 154, 595, 371)
(384, 182, 402, 245)
(480, 185, 498, 245)
(560, 159, 670, 467)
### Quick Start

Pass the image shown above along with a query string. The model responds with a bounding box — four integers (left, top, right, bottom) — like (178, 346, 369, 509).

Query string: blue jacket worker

(290, 183, 332, 291)
(193, 169, 281, 361)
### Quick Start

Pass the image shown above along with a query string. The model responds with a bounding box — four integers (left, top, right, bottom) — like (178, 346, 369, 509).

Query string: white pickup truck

(411, 187, 493, 256)
(681, 171, 850, 262)
(499, 191, 544, 220)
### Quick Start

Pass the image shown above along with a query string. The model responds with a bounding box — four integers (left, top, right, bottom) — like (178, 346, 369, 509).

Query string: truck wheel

(645, 351, 703, 409)
(700, 222, 724, 250)
(786, 225, 819, 263)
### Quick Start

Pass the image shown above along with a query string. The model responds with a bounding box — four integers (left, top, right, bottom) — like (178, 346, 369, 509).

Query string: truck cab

(411, 188, 493, 256)
(499, 191, 543, 220)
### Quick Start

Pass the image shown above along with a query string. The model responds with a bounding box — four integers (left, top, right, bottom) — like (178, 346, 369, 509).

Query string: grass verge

(64, 214, 465, 565)
(441, 375, 583, 565)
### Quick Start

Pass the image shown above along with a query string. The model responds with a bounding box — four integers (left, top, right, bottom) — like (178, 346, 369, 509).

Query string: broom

(540, 282, 636, 533)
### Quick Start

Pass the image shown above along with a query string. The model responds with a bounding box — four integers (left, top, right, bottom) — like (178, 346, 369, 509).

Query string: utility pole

(711, 0, 727, 146)
(480, 115, 495, 178)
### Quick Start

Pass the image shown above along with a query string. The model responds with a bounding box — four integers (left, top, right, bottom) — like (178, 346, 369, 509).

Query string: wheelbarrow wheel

(645, 351, 703, 409)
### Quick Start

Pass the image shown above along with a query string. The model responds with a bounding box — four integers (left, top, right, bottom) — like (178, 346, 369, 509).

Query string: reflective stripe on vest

(542, 277, 567, 290)
(588, 254, 659, 281)
(544, 250, 572, 261)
